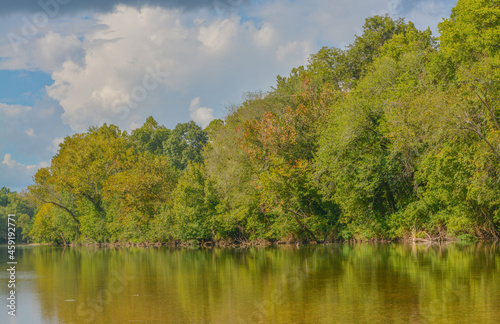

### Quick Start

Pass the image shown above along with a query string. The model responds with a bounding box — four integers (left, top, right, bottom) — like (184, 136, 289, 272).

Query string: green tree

(28, 124, 133, 242)
(168, 163, 223, 241)
(103, 153, 176, 241)
(51, 124, 132, 217)
(241, 84, 338, 242)
(0, 186, 10, 207)
(163, 121, 208, 172)
(203, 94, 278, 241)
(439, 0, 500, 66)
(345, 15, 407, 81)
(0, 190, 36, 243)
(129, 116, 171, 155)
(28, 203, 78, 244)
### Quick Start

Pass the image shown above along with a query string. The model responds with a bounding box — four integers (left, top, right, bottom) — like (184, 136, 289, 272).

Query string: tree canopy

(6, 0, 499, 244)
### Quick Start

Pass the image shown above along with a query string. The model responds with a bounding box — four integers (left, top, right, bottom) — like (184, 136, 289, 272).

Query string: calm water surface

(0, 243, 499, 324)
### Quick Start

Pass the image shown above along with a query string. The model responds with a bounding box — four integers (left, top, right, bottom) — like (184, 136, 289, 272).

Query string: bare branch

(475, 91, 500, 131)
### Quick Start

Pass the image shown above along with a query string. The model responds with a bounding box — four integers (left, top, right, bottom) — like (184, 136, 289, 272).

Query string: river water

(0, 243, 499, 323)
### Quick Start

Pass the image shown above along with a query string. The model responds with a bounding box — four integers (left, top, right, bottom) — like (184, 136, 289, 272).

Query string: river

(0, 242, 499, 323)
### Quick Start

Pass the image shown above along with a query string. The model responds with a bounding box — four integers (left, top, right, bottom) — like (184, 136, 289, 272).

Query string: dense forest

(2, 0, 500, 245)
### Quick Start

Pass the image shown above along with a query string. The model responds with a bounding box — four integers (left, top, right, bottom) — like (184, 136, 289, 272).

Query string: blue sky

(0, 0, 457, 192)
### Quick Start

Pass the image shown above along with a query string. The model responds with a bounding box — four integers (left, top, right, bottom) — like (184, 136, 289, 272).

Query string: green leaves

(129, 116, 171, 155)
(439, 0, 500, 66)
(316, 3, 500, 240)
(163, 121, 208, 172)
(21, 0, 500, 244)
(103, 153, 176, 241)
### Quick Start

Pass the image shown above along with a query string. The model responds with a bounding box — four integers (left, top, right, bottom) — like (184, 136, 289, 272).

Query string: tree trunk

(60, 231, 67, 246)
(288, 208, 318, 243)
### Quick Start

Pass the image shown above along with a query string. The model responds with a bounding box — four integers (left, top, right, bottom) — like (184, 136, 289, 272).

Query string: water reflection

(0, 243, 499, 323)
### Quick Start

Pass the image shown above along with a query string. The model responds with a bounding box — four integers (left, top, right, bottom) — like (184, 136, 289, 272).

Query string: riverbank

(50, 235, 496, 248)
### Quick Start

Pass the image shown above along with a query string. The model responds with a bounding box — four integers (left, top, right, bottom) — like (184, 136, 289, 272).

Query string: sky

(0, 0, 457, 192)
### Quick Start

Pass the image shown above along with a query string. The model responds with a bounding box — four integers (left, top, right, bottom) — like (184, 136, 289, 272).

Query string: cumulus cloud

(0, 0, 457, 191)
(0, 103, 32, 116)
(249, 0, 391, 48)
(0, 99, 71, 190)
(45, 6, 196, 131)
(35, 32, 84, 72)
(253, 23, 276, 48)
(3, 153, 37, 170)
(276, 40, 313, 66)
(0, 100, 68, 152)
(2, 1, 456, 135)
(3, 32, 83, 72)
(1, 153, 49, 191)
(197, 17, 239, 52)
(40, 5, 299, 132)
(50, 137, 65, 153)
(189, 97, 214, 128)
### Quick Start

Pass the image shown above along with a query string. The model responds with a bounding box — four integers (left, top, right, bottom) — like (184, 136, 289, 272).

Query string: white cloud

(0, 99, 72, 187)
(405, 1, 453, 34)
(39, 5, 276, 131)
(40, 4, 314, 132)
(45, 6, 196, 131)
(3, 153, 37, 170)
(189, 97, 214, 128)
(0, 0, 457, 191)
(248, 0, 391, 48)
(50, 137, 65, 153)
(38, 161, 50, 168)
(2, 154, 18, 168)
(1, 153, 49, 191)
(0, 103, 32, 116)
(0, 12, 94, 72)
(34, 32, 84, 72)
(276, 40, 313, 66)
(0, 31, 84, 73)
(25, 128, 35, 137)
(253, 23, 276, 48)
(1, 1, 456, 135)
(197, 17, 239, 52)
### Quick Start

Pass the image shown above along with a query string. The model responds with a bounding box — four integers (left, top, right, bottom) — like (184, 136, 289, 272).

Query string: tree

(0, 187, 10, 207)
(50, 124, 132, 217)
(29, 167, 79, 227)
(28, 124, 133, 242)
(203, 98, 266, 241)
(438, 0, 500, 66)
(163, 121, 208, 172)
(28, 203, 78, 244)
(345, 15, 407, 81)
(0, 190, 36, 243)
(103, 153, 176, 241)
(315, 19, 435, 239)
(241, 83, 337, 242)
(20, 1, 500, 243)
(129, 116, 171, 155)
(168, 163, 222, 241)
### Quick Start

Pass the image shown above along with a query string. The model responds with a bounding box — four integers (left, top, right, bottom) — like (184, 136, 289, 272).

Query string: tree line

(3, 0, 500, 244)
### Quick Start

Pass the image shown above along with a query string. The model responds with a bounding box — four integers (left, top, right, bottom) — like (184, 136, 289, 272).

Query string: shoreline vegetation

(21, 236, 497, 248)
(2, 0, 500, 246)
(48, 235, 500, 249)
